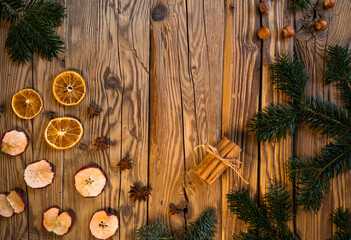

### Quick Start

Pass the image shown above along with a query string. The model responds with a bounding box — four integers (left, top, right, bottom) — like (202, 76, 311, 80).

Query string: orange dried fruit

(12, 89, 43, 119)
(24, 160, 54, 189)
(7, 190, 26, 214)
(52, 71, 86, 106)
(0, 130, 28, 156)
(43, 207, 73, 236)
(74, 166, 106, 198)
(44, 117, 83, 150)
(0, 193, 14, 217)
(0, 190, 26, 217)
(89, 210, 119, 240)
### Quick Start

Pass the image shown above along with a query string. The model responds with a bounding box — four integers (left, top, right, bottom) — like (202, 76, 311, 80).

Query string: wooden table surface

(1, 0, 350, 239)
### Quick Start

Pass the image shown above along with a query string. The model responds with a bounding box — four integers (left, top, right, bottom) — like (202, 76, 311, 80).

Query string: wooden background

(0, 0, 350, 239)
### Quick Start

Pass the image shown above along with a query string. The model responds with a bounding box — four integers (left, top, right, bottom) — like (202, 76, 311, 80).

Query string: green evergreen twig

(227, 185, 299, 240)
(329, 208, 351, 240)
(136, 210, 216, 240)
(248, 45, 351, 213)
(0, 0, 65, 63)
(289, 0, 312, 12)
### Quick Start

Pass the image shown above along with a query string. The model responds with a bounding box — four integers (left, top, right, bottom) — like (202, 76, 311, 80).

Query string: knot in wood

(0, 105, 5, 114)
(152, 4, 168, 21)
(78, 143, 88, 151)
(105, 77, 120, 90)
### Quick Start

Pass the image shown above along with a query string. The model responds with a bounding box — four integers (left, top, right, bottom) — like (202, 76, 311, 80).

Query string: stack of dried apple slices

(0, 190, 26, 217)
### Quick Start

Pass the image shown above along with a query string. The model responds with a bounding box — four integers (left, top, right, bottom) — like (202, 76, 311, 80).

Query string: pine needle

(329, 208, 351, 240)
(227, 185, 299, 240)
(0, 0, 65, 63)
(249, 45, 351, 213)
(289, 0, 312, 12)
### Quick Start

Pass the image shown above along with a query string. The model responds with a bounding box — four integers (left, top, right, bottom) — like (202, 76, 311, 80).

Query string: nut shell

(324, 0, 336, 8)
(283, 25, 295, 38)
(259, 1, 271, 14)
(258, 26, 271, 39)
(315, 19, 328, 31)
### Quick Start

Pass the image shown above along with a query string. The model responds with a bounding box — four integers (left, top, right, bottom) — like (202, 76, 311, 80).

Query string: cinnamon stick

(193, 137, 230, 176)
(193, 137, 242, 185)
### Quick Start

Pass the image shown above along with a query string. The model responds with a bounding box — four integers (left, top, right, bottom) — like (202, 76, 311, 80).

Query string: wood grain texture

(182, 0, 224, 239)
(294, 0, 333, 238)
(63, 0, 120, 239)
(259, 0, 294, 232)
(0, 22, 30, 240)
(326, 0, 351, 236)
(221, 0, 261, 238)
(27, 8, 66, 239)
(1, 0, 350, 239)
(149, 0, 187, 231)
(116, 0, 150, 239)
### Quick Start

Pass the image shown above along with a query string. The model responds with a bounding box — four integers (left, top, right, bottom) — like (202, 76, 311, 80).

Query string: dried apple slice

(43, 207, 73, 236)
(24, 160, 54, 189)
(89, 210, 119, 240)
(0, 193, 13, 217)
(74, 166, 106, 198)
(7, 190, 26, 213)
(0, 130, 28, 156)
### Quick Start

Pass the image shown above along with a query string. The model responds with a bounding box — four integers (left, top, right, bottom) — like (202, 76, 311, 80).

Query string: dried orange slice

(44, 117, 83, 150)
(12, 89, 43, 119)
(52, 71, 86, 106)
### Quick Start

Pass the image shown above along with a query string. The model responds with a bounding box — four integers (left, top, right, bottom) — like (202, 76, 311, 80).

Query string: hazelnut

(324, 0, 336, 8)
(315, 19, 328, 31)
(257, 26, 271, 39)
(283, 25, 295, 38)
(258, 1, 271, 14)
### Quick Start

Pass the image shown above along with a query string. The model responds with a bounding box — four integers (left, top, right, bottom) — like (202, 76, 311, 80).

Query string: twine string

(194, 144, 249, 184)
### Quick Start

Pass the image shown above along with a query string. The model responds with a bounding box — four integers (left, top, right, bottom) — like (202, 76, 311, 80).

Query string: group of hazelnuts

(257, 0, 336, 40)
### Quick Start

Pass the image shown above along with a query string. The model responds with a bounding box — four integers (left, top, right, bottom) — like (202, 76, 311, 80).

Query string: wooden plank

(0, 22, 31, 240)
(294, 0, 334, 238)
(221, 0, 261, 238)
(259, 0, 294, 231)
(149, 0, 187, 231)
(183, 0, 224, 239)
(116, 0, 150, 239)
(327, 0, 351, 236)
(28, 10, 66, 240)
(63, 0, 120, 239)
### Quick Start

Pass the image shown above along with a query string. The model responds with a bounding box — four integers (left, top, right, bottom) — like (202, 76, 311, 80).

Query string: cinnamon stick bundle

(193, 137, 242, 185)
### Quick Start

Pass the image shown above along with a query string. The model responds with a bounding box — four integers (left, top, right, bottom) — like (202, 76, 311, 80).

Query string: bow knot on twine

(194, 144, 249, 184)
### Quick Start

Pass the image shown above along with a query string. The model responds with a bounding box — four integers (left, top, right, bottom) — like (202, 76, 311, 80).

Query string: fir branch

(179, 210, 215, 240)
(271, 55, 309, 104)
(301, 96, 351, 139)
(325, 45, 351, 111)
(227, 185, 299, 240)
(250, 45, 351, 212)
(329, 208, 351, 240)
(248, 102, 299, 142)
(287, 136, 351, 213)
(136, 222, 174, 240)
(264, 185, 293, 228)
(136, 210, 216, 240)
(0, 0, 23, 22)
(289, 0, 312, 12)
(0, 0, 65, 63)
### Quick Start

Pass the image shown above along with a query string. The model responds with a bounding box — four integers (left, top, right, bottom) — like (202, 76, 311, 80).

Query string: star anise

(93, 137, 109, 151)
(129, 183, 150, 202)
(168, 203, 181, 215)
(88, 103, 101, 119)
(117, 156, 132, 170)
